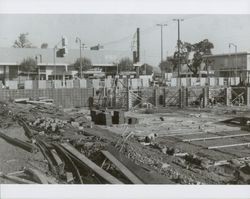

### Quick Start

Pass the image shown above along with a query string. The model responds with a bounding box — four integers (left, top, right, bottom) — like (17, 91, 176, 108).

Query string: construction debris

(1, 100, 250, 184)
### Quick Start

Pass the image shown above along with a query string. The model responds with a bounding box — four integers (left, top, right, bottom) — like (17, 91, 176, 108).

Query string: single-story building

(0, 47, 132, 83)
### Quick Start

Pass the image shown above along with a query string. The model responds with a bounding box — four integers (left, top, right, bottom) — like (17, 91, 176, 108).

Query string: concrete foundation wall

(0, 88, 93, 108)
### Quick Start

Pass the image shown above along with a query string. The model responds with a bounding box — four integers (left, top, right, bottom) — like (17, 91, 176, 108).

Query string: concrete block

(181, 78, 187, 87)
(209, 78, 215, 86)
(171, 78, 177, 87)
(38, 80, 46, 89)
(46, 80, 53, 89)
(73, 80, 80, 88)
(54, 80, 63, 88)
(6, 80, 18, 89)
(92, 79, 100, 89)
(200, 78, 206, 86)
(24, 80, 33, 89)
(79, 79, 87, 88)
(191, 78, 198, 86)
(218, 78, 224, 86)
(66, 80, 74, 88)
(105, 78, 112, 88)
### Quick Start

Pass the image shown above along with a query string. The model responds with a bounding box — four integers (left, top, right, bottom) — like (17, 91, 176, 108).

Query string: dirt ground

(1, 101, 250, 184)
(0, 125, 46, 183)
(103, 106, 250, 184)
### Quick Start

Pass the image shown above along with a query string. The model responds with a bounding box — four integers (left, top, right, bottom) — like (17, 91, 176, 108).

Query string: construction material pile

(1, 99, 250, 184)
(0, 100, 173, 184)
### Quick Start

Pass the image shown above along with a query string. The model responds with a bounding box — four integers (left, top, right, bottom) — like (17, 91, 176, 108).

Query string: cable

(102, 15, 205, 47)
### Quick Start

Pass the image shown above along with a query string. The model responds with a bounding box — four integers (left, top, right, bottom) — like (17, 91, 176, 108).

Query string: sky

(0, 14, 250, 67)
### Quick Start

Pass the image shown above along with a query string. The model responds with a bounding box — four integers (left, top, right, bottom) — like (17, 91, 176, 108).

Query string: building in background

(203, 52, 250, 83)
(0, 48, 132, 84)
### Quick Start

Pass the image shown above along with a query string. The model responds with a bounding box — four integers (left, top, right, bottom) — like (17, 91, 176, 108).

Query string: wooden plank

(24, 168, 49, 184)
(208, 142, 250, 149)
(50, 149, 64, 174)
(183, 133, 250, 142)
(61, 143, 123, 184)
(101, 150, 143, 184)
(107, 145, 173, 184)
(0, 172, 37, 184)
(0, 131, 37, 153)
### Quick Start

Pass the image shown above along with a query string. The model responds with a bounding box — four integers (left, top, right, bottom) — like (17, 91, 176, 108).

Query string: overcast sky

(0, 14, 250, 66)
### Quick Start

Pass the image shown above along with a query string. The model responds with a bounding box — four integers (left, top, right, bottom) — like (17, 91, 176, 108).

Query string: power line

(102, 15, 205, 48)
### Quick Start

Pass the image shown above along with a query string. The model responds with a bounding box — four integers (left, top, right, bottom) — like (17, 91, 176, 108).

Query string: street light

(229, 43, 238, 83)
(76, 37, 83, 78)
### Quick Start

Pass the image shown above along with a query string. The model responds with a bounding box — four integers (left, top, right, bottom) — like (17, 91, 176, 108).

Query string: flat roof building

(203, 51, 250, 82)
(0, 47, 132, 83)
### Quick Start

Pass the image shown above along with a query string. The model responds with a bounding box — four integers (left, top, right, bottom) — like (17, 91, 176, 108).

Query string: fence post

(246, 86, 250, 106)
(225, 87, 232, 106)
(154, 87, 158, 107)
(163, 88, 166, 107)
(185, 87, 189, 107)
(202, 87, 209, 108)
(179, 87, 183, 108)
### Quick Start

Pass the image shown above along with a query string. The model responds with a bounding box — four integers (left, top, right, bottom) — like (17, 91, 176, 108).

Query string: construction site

(0, 14, 250, 186)
(1, 80, 250, 184)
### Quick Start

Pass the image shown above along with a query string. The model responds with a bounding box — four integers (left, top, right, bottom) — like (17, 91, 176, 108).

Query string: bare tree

(13, 33, 33, 48)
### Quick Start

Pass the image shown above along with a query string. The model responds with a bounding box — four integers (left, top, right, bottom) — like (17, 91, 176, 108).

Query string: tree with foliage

(169, 39, 214, 76)
(159, 58, 174, 73)
(72, 57, 92, 74)
(41, 43, 48, 49)
(140, 63, 154, 75)
(19, 57, 38, 79)
(117, 57, 134, 72)
(13, 33, 33, 48)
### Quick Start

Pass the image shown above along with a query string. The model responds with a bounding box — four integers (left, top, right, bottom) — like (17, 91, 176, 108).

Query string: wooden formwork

(164, 87, 180, 107)
(231, 87, 247, 106)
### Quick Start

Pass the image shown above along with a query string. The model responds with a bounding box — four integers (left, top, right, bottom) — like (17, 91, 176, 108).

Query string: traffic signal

(56, 47, 68, 57)
(90, 44, 104, 50)
(62, 36, 68, 47)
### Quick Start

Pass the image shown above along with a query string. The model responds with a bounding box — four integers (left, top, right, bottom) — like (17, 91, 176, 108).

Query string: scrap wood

(101, 150, 143, 184)
(107, 145, 173, 184)
(26, 100, 53, 105)
(0, 131, 37, 153)
(66, 172, 74, 183)
(35, 140, 57, 175)
(50, 149, 65, 175)
(14, 98, 29, 103)
(60, 143, 123, 184)
(0, 172, 37, 184)
(24, 168, 49, 184)
(183, 133, 250, 142)
(208, 142, 250, 149)
(53, 143, 83, 184)
(17, 118, 34, 139)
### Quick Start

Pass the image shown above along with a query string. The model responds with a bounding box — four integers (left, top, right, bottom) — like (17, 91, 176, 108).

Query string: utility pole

(156, 24, 167, 63)
(173, 19, 184, 80)
(136, 28, 140, 63)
